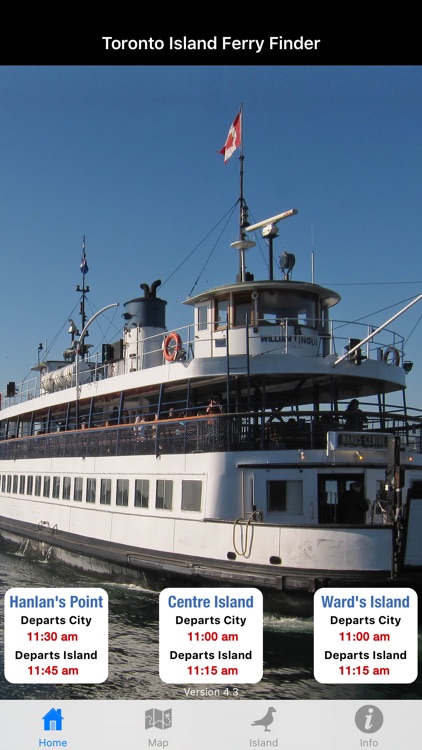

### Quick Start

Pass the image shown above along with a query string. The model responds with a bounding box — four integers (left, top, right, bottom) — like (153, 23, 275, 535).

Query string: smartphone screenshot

(0, 53, 420, 748)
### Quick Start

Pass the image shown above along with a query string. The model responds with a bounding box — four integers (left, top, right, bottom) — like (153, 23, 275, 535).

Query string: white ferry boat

(0, 161, 421, 615)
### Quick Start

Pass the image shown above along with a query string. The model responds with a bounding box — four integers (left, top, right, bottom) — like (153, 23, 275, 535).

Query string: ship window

(73, 477, 83, 502)
(8, 417, 18, 438)
(19, 475, 26, 494)
(197, 303, 208, 331)
(234, 297, 253, 326)
(62, 477, 71, 500)
(1, 475, 5, 492)
(52, 476, 61, 499)
(86, 478, 96, 503)
(100, 478, 111, 505)
(6, 475, 11, 493)
(34, 476, 41, 496)
(215, 299, 228, 328)
(134, 479, 149, 508)
(259, 291, 318, 328)
(116, 478, 129, 506)
(267, 480, 303, 514)
(12, 475, 18, 493)
(181, 480, 202, 512)
(156, 479, 173, 510)
(27, 475, 33, 495)
(43, 476, 50, 498)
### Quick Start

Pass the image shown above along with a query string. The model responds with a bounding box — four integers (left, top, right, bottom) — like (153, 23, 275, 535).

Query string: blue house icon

(42, 708, 64, 731)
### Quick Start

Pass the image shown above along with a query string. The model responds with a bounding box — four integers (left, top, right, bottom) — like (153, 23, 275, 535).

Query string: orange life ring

(383, 347, 400, 366)
(163, 332, 182, 362)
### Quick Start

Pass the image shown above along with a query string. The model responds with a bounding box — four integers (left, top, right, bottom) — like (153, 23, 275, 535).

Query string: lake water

(0, 545, 420, 701)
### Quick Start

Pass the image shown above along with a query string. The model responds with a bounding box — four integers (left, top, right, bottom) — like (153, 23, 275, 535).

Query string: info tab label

(159, 587, 263, 683)
(4, 587, 108, 683)
(314, 587, 418, 683)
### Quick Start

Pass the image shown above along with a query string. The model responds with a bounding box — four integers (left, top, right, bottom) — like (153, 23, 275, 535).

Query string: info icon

(355, 705, 384, 733)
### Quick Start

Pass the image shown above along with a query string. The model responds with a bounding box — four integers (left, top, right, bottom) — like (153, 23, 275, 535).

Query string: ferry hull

(1, 513, 420, 617)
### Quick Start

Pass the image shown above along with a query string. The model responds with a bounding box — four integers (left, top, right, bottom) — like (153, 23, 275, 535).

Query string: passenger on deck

(343, 399, 367, 431)
(206, 398, 222, 416)
(133, 415, 147, 440)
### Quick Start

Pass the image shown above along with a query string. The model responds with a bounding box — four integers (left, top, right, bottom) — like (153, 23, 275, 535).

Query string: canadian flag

(219, 111, 242, 163)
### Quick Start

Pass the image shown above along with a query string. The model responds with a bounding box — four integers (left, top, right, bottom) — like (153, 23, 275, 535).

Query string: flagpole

(238, 103, 251, 245)
(219, 108, 253, 282)
(239, 103, 245, 240)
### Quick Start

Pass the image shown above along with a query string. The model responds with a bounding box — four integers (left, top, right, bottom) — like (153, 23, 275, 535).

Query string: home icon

(42, 708, 64, 731)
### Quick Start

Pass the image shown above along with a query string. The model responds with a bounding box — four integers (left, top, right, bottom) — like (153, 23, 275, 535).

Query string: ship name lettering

(259, 335, 317, 345)
(338, 433, 387, 448)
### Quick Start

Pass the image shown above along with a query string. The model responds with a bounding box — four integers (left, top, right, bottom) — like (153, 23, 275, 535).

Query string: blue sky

(0, 66, 421, 410)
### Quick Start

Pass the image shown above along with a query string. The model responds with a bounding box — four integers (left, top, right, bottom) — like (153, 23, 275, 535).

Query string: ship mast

(231, 105, 256, 282)
(75, 236, 90, 358)
(239, 105, 248, 242)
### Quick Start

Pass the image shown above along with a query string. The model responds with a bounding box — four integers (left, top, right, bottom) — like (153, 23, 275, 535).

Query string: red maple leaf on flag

(219, 111, 242, 163)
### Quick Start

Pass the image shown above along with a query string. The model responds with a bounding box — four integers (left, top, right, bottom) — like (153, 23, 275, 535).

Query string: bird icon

(251, 707, 276, 732)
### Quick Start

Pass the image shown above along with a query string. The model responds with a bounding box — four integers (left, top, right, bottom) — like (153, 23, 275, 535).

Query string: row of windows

(0, 474, 202, 513)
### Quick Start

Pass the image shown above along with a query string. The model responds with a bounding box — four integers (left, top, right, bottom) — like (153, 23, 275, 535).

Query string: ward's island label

(313, 587, 418, 684)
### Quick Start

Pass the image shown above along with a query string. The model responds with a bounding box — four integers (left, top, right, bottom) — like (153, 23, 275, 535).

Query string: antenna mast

(76, 236, 90, 358)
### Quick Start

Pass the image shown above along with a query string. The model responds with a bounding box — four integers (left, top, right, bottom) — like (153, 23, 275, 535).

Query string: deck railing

(0, 318, 406, 407)
(0, 412, 420, 461)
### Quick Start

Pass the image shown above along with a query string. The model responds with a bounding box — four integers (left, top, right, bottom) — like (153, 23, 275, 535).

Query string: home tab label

(313, 587, 418, 683)
(159, 587, 263, 683)
(4, 587, 108, 683)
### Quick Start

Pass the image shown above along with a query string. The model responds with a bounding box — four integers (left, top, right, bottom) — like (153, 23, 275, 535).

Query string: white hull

(1, 441, 421, 614)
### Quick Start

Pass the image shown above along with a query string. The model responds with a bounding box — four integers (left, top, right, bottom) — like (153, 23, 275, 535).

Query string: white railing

(0, 318, 406, 408)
